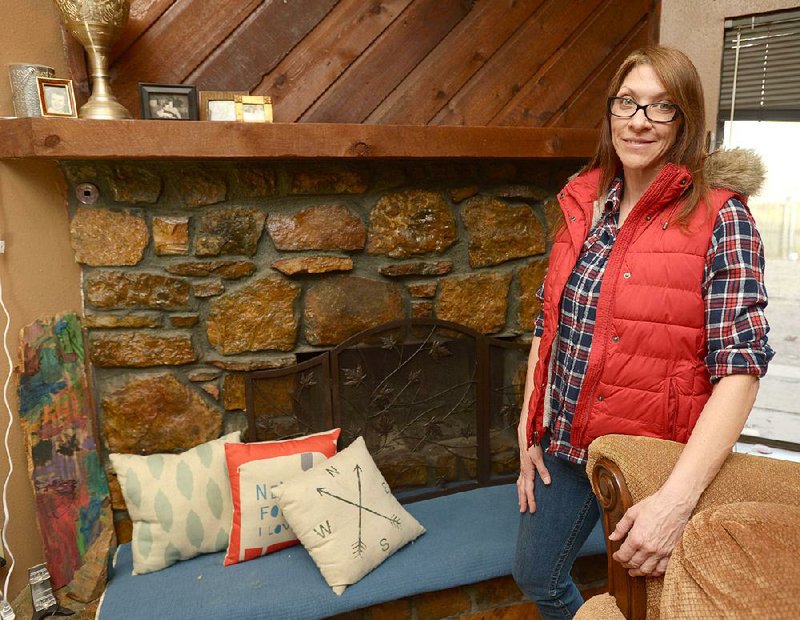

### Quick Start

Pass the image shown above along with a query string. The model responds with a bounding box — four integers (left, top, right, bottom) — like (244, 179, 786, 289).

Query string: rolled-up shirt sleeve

(533, 282, 545, 338)
(704, 198, 774, 382)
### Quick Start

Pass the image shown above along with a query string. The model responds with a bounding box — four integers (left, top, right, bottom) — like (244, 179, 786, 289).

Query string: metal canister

(8, 63, 55, 117)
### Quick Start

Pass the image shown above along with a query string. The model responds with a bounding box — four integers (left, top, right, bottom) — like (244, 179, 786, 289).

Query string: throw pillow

(223, 428, 341, 566)
(274, 436, 426, 595)
(109, 431, 241, 575)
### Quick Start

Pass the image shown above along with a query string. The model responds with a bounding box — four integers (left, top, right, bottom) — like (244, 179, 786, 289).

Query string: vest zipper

(572, 168, 685, 449)
(528, 191, 583, 450)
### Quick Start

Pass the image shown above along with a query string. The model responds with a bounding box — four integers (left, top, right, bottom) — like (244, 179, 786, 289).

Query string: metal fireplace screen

(246, 319, 527, 502)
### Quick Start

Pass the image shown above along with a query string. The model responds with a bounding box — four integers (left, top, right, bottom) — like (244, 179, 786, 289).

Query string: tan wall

(0, 0, 81, 599)
(660, 0, 800, 142)
(0, 0, 70, 117)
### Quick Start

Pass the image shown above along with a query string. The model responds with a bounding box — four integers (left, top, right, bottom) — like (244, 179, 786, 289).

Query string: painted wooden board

(18, 313, 114, 593)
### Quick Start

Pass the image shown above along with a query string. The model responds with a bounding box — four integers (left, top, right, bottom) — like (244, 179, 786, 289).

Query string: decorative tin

(8, 64, 55, 117)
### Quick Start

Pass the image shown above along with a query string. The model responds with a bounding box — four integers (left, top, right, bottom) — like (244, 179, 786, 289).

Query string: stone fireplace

(62, 156, 577, 540)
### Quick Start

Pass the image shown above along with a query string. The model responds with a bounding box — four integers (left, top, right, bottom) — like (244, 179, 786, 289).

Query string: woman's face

(610, 64, 680, 180)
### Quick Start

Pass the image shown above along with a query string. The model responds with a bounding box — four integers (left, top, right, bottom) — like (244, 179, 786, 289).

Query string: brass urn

(53, 0, 132, 119)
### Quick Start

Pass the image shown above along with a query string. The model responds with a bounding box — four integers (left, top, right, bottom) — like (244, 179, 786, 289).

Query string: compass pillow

(274, 436, 426, 595)
(223, 428, 341, 566)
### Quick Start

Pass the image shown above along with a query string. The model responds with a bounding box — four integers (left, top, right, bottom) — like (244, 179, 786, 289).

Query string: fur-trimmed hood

(704, 148, 765, 198)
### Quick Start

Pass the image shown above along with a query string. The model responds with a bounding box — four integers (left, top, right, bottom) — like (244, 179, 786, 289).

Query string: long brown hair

(584, 46, 708, 226)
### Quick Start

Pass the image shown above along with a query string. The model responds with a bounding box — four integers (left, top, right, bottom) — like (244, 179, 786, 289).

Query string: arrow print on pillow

(353, 464, 365, 557)
(316, 463, 401, 558)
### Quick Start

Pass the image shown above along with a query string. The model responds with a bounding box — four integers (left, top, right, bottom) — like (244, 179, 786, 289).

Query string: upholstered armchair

(576, 435, 800, 619)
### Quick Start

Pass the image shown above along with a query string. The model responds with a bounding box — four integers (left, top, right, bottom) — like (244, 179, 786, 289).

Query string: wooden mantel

(0, 118, 598, 160)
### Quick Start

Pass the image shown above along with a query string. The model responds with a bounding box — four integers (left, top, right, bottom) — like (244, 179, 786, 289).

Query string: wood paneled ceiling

(66, 0, 660, 126)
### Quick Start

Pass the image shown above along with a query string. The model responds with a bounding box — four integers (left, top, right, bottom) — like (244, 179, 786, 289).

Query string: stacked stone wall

(62, 158, 575, 534)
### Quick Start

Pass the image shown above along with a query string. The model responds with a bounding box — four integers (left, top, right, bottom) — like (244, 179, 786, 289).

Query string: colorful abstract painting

(18, 313, 113, 591)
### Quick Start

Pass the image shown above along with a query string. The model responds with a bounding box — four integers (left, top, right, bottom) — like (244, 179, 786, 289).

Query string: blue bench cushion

(97, 484, 606, 620)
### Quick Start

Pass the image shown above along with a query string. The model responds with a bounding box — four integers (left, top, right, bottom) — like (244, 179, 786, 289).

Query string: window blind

(719, 9, 800, 122)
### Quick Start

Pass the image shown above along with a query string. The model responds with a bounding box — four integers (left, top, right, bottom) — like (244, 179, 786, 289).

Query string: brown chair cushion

(587, 436, 800, 618)
(661, 502, 800, 619)
(587, 436, 800, 511)
(575, 593, 625, 620)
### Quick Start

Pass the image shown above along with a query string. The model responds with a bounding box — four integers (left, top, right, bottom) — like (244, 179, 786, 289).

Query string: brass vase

(54, 0, 132, 119)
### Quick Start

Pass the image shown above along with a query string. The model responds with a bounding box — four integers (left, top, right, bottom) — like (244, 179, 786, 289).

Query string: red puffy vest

(526, 163, 739, 450)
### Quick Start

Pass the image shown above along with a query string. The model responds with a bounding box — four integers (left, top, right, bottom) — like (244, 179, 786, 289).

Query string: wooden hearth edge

(0, 117, 598, 160)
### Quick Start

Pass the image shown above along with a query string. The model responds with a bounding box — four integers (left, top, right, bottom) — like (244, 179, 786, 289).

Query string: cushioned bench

(97, 484, 606, 620)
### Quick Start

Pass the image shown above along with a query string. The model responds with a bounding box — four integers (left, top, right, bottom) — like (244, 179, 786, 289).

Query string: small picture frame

(36, 77, 77, 117)
(199, 90, 248, 122)
(139, 83, 198, 120)
(235, 95, 273, 123)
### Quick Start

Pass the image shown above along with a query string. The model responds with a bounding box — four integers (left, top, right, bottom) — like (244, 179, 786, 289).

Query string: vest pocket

(666, 378, 679, 440)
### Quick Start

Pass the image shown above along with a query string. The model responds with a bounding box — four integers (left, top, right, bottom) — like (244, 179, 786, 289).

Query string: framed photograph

(235, 95, 273, 123)
(36, 77, 77, 117)
(199, 90, 248, 122)
(139, 83, 198, 120)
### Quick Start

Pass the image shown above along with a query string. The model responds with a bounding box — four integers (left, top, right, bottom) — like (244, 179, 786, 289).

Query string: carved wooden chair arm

(591, 456, 646, 620)
(588, 434, 800, 619)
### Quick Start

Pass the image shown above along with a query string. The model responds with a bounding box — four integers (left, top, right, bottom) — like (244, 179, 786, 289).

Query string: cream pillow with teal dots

(110, 431, 241, 575)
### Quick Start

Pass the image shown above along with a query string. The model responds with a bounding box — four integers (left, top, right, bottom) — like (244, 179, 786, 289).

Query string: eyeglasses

(607, 96, 681, 123)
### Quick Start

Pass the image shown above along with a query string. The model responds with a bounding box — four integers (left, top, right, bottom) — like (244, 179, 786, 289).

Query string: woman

(512, 46, 773, 619)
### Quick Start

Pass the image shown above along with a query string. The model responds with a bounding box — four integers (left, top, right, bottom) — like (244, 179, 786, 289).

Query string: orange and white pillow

(223, 429, 340, 566)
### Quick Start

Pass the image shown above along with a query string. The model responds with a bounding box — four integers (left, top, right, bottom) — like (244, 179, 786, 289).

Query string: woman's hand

(608, 490, 693, 577)
(517, 426, 551, 513)
(516, 335, 545, 513)
(609, 375, 759, 578)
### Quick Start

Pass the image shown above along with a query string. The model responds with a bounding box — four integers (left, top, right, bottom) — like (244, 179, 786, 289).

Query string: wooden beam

(0, 118, 598, 161)
(0, 118, 34, 158)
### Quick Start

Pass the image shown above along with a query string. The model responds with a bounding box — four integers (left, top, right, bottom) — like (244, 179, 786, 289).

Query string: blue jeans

(512, 449, 602, 619)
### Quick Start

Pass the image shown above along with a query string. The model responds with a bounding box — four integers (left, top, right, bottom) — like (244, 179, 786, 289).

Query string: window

(719, 9, 800, 457)
(718, 8, 800, 133)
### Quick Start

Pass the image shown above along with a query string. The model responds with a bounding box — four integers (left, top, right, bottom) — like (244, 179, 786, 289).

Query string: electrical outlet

(0, 241, 5, 253)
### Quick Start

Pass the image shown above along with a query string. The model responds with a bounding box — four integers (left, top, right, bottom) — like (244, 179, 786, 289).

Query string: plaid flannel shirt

(532, 178, 774, 465)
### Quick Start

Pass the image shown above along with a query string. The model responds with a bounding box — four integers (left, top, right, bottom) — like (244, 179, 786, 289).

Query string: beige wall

(0, 0, 81, 599)
(0, 0, 70, 117)
(660, 0, 800, 143)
